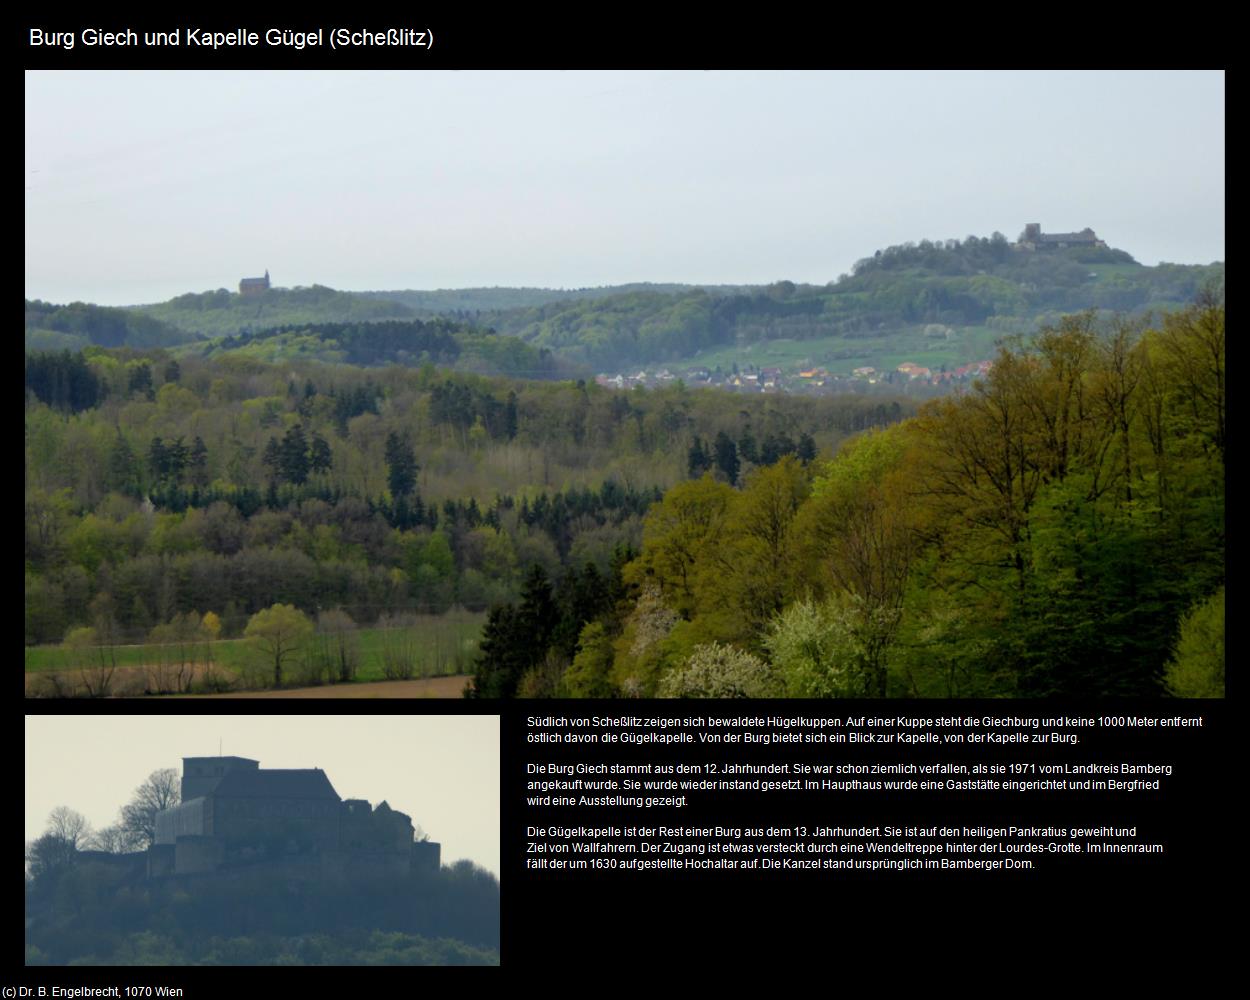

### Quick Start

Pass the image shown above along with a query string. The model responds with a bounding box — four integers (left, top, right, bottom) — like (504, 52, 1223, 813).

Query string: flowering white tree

(658, 642, 779, 698)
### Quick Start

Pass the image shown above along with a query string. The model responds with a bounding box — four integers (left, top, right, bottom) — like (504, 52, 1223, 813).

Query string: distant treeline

(25, 857, 499, 965)
(137, 283, 415, 336)
(25, 300, 190, 351)
(360, 281, 751, 314)
(200, 318, 562, 377)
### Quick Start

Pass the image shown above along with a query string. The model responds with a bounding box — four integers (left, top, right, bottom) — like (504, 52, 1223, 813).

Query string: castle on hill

(145, 755, 440, 880)
(1014, 223, 1107, 251)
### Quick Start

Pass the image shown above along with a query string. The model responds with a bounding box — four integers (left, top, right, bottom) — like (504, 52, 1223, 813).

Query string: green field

(24, 610, 485, 695)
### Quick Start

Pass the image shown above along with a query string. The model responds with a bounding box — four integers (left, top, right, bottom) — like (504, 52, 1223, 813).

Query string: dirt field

(162, 675, 474, 699)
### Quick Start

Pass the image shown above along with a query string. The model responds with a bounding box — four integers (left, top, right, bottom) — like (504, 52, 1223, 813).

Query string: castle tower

(180, 756, 259, 802)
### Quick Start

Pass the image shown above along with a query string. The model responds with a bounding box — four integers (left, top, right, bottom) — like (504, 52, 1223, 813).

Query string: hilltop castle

(1015, 223, 1107, 251)
(145, 756, 440, 880)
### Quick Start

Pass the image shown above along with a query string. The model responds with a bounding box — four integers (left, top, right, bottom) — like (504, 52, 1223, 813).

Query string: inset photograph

(24, 714, 500, 966)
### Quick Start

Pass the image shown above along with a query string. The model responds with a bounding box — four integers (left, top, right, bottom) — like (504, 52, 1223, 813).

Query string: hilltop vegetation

(25, 853, 499, 965)
(192, 319, 562, 378)
(25, 300, 191, 352)
(137, 283, 416, 337)
(359, 281, 751, 315)
(475, 235, 1223, 370)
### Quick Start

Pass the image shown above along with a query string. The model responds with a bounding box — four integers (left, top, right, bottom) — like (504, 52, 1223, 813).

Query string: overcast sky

(25, 714, 500, 876)
(24, 70, 1224, 305)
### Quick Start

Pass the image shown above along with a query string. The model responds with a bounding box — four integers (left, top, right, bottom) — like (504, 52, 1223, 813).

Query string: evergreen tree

(309, 432, 333, 475)
(262, 438, 281, 479)
(687, 436, 710, 478)
(165, 437, 189, 484)
(189, 437, 210, 487)
(714, 431, 739, 486)
(278, 426, 310, 485)
(505, 391, 519, 440)
(128, 363, 154, 400)
(471, 605, 528, 699)
(739, 427, 759, 465)
(108, 433, 143, 498)
(797, 432, 818, 464)
(147, 438, 167, 483)
(385, 432, 418, 498)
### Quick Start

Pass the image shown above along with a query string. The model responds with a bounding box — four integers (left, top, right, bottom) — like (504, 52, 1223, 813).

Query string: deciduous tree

(244, 603, 313, 688)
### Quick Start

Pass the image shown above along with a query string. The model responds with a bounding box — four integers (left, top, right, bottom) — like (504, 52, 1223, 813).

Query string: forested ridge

(28, 233, 1223, 379)
(473, 236, 1224, 369)
(25, 342, 904, 693)
(471, 292, 1225, 699)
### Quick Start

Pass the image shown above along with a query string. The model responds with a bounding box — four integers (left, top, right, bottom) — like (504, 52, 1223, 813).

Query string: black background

(504, 699, 1230, 966)
(22, 15, 1227, 983)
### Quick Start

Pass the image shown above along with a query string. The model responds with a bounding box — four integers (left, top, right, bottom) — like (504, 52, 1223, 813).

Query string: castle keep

(147, 756, 440, 879)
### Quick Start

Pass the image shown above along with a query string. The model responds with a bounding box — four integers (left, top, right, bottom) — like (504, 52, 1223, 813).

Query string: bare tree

(28, 806, 91, 884)
(119, 769, 180, 849)
(47, 806, 91, 849)
(88, 823, 144, 854)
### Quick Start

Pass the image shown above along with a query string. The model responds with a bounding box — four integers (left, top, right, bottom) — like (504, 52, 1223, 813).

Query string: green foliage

(244, 603, 314, 688)
(563, 622, 617, 697)
(25, 300, 189, 349)
(194, 318, 558, 379)
(1164, 587, 1224, 697)
(385, 431, 418, 498)
(462, 237, 1220, 372)
(596, 292, 1225, 698)
(138, 284, 415, 338)
(25, 351, 102, 412)
(627, 476, 734, 616)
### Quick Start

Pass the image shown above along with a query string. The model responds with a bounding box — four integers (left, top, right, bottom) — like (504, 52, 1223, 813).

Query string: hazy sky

(25, 70, 1224, 305)
(25, 714, 500, 875)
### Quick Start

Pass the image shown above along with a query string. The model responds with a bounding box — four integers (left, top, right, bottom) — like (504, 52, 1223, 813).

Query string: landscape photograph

(24, 714, 500, 965)
(24, 70, 1224, 699)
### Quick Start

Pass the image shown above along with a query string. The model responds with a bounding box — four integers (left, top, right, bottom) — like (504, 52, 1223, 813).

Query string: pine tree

(108, 433, 142, 497)
(189, 437, 210, 487)
(384, 432, 418, 498)
(278, 426, 310, 485)
(309, 432, 333, 475)
(687, 436, 710, 478)
(714, 431, 739, 486)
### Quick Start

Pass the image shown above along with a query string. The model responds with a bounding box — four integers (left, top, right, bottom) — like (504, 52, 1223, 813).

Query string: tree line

(25, 784, 499, 965)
